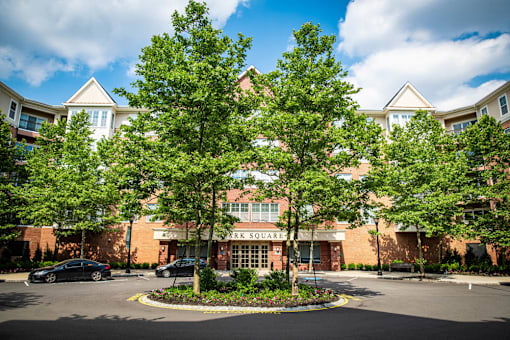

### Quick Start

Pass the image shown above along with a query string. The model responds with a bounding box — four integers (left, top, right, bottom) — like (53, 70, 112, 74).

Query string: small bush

(340, 264, 346, 270)
(469, 265, 479, 272)
(199, 266, 218, 291)
(41, 261, 57, 267)
(449, 263, 459, 272)
(382, 264, 389, 271)
(347, 263, 355, 270)
(262, 270, 289, 290)
(356, 263, 364, 270)
(142, 262, 150, 269)
(392, 259, 404, 264)
(151, 263, 159, 269)
(440, 263, 449, 272)
(364, 264, 373, 271)
(231, 268, 258, 294)
(119, 262, 127, 269)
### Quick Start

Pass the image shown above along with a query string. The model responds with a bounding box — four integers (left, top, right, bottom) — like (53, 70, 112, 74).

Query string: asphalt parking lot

(0, 275, 509, 339)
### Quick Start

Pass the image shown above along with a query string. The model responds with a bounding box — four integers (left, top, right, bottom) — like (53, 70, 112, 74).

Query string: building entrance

(231, 242, 269, 269)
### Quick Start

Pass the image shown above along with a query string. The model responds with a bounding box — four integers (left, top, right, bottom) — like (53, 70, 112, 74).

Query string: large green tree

(20, 110, 119, 259)
(0, 113, 26, 243)
(371, 110, 466, 276)
(251, 22, 382, 294)
(459, 115, 510, 264)
(114, 1, 256, 293)
(99, 115, 156, 272)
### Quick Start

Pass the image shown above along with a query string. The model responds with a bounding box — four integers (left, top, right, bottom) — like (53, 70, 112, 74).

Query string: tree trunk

(417, 230, 424, 277)
(206, 187, 216, 267)
(308, 225, 315, 273)
(53, 235, 60, 262)
(291, 219, 300, 296)
(193, 212, 202, 294)
(438, 235, 443, 264)
(285, 206, 291, 284)
(80, 229, 86, 260)
(185, 222, 190, 258)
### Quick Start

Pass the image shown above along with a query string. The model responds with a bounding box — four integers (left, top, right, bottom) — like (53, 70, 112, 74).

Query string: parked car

(155, 258, 206, 278)
(28, 259, 111, 283)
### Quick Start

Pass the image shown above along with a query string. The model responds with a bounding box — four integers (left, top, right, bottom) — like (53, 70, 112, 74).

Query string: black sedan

(155, 258, 206, 278)
(28, 259, 111, 283)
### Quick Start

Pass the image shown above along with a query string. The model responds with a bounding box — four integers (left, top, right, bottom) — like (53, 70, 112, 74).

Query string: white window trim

(8, 99, 18, 121)
(479, 105, 488, 117)
(498, 94, 508, 117)
(145, 204, 163, 223)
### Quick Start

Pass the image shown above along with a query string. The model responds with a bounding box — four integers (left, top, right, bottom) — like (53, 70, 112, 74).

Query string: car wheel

(162, 270, 170, 278)
(44, 273, 57, 283)
(91, 271, 102, 281)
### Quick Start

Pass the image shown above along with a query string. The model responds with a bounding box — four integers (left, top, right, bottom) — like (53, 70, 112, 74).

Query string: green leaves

(20, 110, 119, 244)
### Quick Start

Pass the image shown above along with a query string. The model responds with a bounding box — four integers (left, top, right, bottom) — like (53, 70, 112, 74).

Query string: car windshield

(53, 259, 76, 267)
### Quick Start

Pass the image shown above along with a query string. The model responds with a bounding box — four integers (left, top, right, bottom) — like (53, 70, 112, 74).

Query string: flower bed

(149, 284, 337, 308)
(149, 268, 337, 308)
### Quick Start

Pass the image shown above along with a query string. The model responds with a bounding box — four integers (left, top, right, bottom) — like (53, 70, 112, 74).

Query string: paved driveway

(0, 275, 509, 339)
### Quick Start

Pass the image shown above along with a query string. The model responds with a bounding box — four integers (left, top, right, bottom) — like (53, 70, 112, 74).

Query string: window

(121, 215, 139, 223)
(332, 118, 345, 127)
(8, 100, 17, 120)
(452, 119, 477, 134)
(111, 114, 115, 129)
(480, 106, 488, 116)
(253, 138, 279, 148)
(231, 170, 249, 180)
(505, 127, 510, 134)
(19, 113, 46, 132)
(251, 203, 279, 222)
(290, 242, 321, 263)
(222, 203, 249, 222)
(361, 207, 375, 224)
(333, 146, 349, 156)
(87, 110, 99, 126)
(389, 113, 414, 130)
(336, 173, 352, 182)
(463, 209, 486, 223)
(251, 170, 278, 183)
(499, 94, 508, 116)
(145, 204, 163, 222)
(100, 111, 108, 127)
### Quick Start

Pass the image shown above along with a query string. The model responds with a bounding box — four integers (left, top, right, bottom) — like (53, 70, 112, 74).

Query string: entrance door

(231, 243, 269, 269)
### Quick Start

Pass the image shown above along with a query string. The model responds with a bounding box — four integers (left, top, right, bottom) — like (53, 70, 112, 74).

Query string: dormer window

(499, 94, 508, 116)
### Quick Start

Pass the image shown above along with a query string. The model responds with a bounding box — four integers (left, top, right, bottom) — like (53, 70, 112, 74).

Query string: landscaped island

(148, 268, 337, 308)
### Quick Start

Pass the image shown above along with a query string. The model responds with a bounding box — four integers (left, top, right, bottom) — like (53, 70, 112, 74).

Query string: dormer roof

(64, 77, 116, 106)
(384, 81, 435, 111)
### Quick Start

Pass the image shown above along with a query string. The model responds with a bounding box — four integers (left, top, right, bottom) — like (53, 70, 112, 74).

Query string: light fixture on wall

(276, 247, 280, 252)
(162, 245, 165, 251)
(334, 246, 338, 252)
(220, 246, 224, 251)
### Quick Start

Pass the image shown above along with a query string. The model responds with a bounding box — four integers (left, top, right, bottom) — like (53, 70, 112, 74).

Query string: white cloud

(0, 0, 248, 86)
(339, 0, 510, 110)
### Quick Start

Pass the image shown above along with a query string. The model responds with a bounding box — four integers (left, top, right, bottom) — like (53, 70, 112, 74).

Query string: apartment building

(2, 71, 509, 270)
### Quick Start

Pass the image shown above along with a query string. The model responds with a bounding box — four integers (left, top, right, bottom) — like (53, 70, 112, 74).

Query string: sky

(1, 0, 510, 111)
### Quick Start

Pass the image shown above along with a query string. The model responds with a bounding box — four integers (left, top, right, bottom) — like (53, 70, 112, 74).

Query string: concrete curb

(138, 294, 347, 313)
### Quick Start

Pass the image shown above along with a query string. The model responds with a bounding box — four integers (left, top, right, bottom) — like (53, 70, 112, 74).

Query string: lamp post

(374, 216, 382, 276)
(125, 219, 133, 274)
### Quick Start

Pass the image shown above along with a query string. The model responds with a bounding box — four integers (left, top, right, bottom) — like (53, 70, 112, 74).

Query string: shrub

(199, 266, 218, 291)
(364, 264, 373, 271)
(41, 261, 57, 267)
(356, 263, 364, 270)
(119, 262, 127, 269)
(32, 247, 43, 263)
(382, 264, 389, 271)
(469, 265, 479, 272)
(392, 259, 404, 264)
(262, 270, 289, 290)
(231, 268, 258, 294)
(340, 264, 346, 270)
(142, 262, 150, 269)
(442, 249, 462, 264)
(151, 263, 159, 269)
(347, 263, 355, 270)
(440, 263, 449, 272)
(449, 263, 459, 272)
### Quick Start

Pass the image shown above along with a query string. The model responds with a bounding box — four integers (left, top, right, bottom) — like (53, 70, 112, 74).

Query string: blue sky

(1, 0, 510, 110)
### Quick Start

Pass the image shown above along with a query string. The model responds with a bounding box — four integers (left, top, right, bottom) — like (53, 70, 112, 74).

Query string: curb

(138, 294, 347, 313)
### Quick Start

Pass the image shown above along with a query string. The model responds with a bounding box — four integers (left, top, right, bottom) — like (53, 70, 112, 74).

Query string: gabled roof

(64, 77, 116, 106)
(238, 65, 261, 80)
(384, 81, 434, 110)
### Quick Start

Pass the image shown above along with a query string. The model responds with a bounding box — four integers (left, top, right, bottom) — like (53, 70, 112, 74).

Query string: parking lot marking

(127, 293, 145, 301)
(340, 294, 360, 301)
(347, 277, 357, 282)
(138, 276, 150, 280)
(24, 281, 29, 286)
